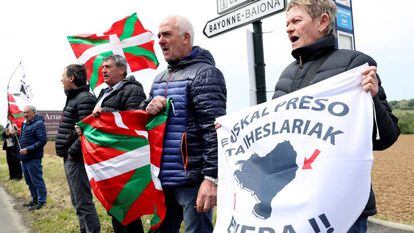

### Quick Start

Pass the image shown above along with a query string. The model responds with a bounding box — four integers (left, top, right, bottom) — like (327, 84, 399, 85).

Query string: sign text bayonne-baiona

(204, 0, 286, 38)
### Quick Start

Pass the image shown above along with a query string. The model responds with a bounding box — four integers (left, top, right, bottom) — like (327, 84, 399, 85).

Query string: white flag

(7, 62, 33, 129)
(215, 64, 373, 233)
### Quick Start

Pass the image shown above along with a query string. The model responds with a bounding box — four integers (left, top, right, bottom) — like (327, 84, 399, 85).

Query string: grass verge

(0, 152, 156, 232)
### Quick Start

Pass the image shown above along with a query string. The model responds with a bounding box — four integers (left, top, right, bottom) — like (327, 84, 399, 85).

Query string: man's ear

(69, 76, 75, 83)
(183, 32, 191, 44)
(319, 13, 330, 33)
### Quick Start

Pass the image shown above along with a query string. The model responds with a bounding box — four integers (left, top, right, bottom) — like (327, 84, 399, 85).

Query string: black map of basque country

(234, 141, 298, 219)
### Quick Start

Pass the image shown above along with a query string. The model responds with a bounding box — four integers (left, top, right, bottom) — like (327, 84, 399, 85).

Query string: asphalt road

(0, 186, 29, 233)
(368, 221, 414, 233)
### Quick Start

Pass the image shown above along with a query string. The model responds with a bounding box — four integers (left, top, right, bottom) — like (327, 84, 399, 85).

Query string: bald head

(23, 105, 37, 122)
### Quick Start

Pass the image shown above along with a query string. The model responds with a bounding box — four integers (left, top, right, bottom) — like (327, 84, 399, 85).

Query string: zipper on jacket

(163, 70, 175, 98)
(292, 57, 304, 92)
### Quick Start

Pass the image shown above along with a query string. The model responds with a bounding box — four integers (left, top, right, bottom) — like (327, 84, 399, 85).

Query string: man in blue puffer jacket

(143, 15, 227, 233)
(19, 105, 47, 210)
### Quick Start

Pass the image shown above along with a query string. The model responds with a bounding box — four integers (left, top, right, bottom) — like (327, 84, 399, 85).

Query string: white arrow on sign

(204, 0, 286, 38)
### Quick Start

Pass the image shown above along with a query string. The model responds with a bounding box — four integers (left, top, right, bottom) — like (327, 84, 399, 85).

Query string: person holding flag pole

(2, 121, 22, 180)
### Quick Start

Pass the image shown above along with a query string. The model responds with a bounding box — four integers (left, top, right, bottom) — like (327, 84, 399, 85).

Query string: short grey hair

(165, 15, 194, 45)
(287, 0, 337, 36)
(103, 55, 128, 76)
(25, 105, 37, 114)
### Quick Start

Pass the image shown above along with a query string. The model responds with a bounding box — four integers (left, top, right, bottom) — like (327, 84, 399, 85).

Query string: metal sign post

(252, 21, 267, 104)
(204, 0, 286, 105)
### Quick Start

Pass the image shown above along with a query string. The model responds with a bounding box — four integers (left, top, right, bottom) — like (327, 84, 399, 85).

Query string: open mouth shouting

(289, 35, 300, 48)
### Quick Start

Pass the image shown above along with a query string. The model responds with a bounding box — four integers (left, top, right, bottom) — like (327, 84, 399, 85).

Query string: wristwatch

(204, 176, 218, 185)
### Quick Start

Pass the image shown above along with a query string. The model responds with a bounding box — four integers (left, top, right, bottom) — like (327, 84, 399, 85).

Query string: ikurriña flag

(78, 102, 170, 230)
(215, 64, 374, 232)
(67, 13, 159, 91)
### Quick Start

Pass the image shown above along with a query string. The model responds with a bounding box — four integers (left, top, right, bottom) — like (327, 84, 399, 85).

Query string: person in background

(2, 122, 22, 180)
(143, 15, 227, 233)
(19, 105, 48, 211)
(273, 0, 400, 232)
(56, 64, 100, 233)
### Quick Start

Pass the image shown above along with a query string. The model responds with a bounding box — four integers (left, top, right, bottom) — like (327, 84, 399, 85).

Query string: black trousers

(64, 157, 100, 233)
(112, 217, 144, 233)
(5, 146, 22, 179)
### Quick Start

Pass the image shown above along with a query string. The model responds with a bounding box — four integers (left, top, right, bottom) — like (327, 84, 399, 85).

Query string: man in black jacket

(274, 0, 400, 232)
(144, 15, 226, 233)
(93, 55, 146, 233)
(56, 64, 100, 233)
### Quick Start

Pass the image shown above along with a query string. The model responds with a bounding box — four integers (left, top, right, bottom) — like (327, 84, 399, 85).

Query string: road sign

(217, 0, 253, 15)
(204, 0, 286, 38)
(336, 6, 353, 32)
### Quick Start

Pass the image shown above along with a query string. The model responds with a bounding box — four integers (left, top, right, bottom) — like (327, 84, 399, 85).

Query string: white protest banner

(215, 64, 373, 232)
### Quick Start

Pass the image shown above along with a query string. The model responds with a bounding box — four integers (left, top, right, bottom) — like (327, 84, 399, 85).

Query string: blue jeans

(159, 184, 213, 233)
(22, 159, 47, 204)
(348, 216, 368, 233)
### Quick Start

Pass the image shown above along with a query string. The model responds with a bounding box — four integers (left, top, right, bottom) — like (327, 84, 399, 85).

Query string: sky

(1, 0, 413, 126)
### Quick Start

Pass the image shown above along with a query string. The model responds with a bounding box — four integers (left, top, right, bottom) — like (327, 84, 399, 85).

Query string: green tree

(397, 113, 414, 134)
(408, 99, 414, 109)
(389, 100, 398, 109)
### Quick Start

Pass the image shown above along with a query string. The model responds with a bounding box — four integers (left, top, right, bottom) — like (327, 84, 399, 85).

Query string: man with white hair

(143, 15, 227, 232)
(19, 105, 48, 210)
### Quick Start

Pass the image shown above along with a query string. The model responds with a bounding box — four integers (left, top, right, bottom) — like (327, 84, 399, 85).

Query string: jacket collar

(167, 46, 215, 71)
(66, 85, 91, 98)
(291, 35, 337, 64)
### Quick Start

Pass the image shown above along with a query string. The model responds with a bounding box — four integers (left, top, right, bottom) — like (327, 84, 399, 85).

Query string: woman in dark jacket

(273, 1, 400, 232)
(2, 123, 22, 180)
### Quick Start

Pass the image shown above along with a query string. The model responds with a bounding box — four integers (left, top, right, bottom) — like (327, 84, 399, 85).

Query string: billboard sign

(38, 110, 62, 138)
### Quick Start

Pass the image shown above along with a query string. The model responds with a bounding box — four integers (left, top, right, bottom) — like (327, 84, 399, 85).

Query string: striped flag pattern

(68, 13, 159, 91)
(78, 105, 169, 230)
(7, 94, 28, 130)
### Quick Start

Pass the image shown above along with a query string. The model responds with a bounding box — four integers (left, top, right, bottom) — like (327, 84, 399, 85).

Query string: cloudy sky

(1, 0, 413, 125)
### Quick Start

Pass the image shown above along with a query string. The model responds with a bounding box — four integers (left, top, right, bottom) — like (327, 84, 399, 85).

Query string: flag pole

(6, 60, 23, 122)
(6, 60, 23, 90)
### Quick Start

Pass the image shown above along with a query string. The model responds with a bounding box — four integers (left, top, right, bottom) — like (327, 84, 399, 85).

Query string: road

(0, 186, 30, 233)
(368, 220, 414, 233)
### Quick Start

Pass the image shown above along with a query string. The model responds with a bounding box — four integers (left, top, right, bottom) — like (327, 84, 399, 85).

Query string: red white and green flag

(67, 13, 159, 91)
(7, 62, 32, 131)
(78, 103, 170, 230)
